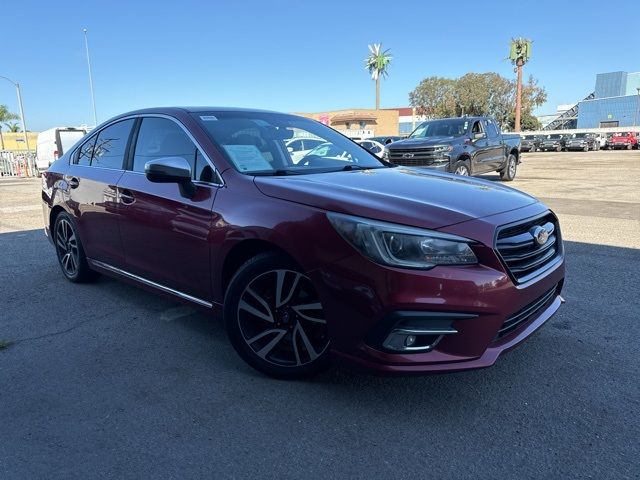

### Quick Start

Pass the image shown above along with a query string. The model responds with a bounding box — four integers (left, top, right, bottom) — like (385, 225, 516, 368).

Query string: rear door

(116, 115, 222, 302)
(483, 119, 505, 170)
(469, 119, 492, 173)
(65, 119, 135, 267)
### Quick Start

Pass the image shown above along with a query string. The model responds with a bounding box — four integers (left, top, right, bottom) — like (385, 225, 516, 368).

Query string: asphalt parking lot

(1, 150, 639, 479)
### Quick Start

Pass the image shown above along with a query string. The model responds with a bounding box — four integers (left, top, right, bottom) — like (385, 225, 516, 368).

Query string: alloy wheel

(55, 218, 79, 276)
(455, 165, 469, 176)
(508, 159, 516, 177)
(237, 269, 329, 367)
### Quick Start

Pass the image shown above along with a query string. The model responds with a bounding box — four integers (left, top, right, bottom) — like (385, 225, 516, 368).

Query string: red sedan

(42, 107, 565, 378)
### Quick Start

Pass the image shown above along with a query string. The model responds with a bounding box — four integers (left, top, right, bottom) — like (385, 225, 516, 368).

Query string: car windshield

(409, 119, 469, 138)
(193, 111, 385, 175)
(549, 135, 562, 139)
(573, 133, 587, 138)
(523, 135, 535, 139)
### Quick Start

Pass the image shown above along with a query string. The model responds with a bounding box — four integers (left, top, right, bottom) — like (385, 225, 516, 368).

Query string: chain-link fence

(0, 151, 37, 177)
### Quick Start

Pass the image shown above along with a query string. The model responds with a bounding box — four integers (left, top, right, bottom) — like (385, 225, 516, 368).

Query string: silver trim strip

(90, 259, 213, 308)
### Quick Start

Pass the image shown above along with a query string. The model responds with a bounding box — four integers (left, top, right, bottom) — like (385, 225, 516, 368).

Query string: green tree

(409, 72, 546, 128)
(364, 43, 392, 110)
(4, 122, 21, 133)
(409, 76, 457, 117)
(506, 111, 541, 131)
(0, 105, 19, 150)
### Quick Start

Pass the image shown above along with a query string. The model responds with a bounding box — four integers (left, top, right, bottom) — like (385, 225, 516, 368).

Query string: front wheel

(224, 253, 331, 379)
(452, 160, 470, 176)
(500, 154, 517, 182)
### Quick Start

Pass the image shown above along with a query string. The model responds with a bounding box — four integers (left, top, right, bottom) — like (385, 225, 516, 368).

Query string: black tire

(500, 154, 517, 182)
(451, 160, 470, 176)
(224, 252, 331, 379)
(53, 212, 98, 283)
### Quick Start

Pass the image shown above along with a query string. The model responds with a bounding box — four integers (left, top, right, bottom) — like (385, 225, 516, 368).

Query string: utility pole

(0, 76, 30, 151)
(509, 38, 532, 132)
(83, 28, 98, 126)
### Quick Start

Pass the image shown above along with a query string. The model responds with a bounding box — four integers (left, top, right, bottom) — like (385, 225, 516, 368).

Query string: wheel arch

(220, 239, 300, 299)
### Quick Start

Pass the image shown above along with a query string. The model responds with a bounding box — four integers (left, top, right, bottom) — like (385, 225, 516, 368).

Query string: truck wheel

(556, 146, 562, 152)
(583, 146, 589, 152)
(452, 160, 470, 176)
(500, 154, 517, 182)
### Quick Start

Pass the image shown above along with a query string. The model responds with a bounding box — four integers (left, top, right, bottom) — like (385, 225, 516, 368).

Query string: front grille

(496, 285, 558, 338)
(388, 147, 447, 167)
(495, 212, 562, 284)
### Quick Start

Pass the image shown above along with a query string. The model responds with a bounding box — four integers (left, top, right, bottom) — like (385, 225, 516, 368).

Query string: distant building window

(599, 121, 619, 128)
(345, 122, 351, 130)
(359, 121, 366, 129)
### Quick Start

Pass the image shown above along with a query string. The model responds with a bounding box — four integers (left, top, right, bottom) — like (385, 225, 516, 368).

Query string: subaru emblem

(531, 226, 550, 246)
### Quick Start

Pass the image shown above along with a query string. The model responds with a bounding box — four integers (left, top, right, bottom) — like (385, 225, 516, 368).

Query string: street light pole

(0, 75, 30, 151)
(83, 28, 98, 127)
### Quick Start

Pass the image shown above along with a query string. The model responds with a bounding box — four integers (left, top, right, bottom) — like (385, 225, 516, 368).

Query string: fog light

(405, 335, 416, 347)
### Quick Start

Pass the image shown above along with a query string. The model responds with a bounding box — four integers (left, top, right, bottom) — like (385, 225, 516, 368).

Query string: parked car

(357, 139, 385, 158)
(565, 133, 599, 151)
(608, 132, 638, 150)
(368, 135, 403, 145)
(385, 117, 521, 181)
(42, 107, 564, 379)
(520, 135, 543, 152)
(36, 127, 87, 173)
(595, 134, 607, 150)
(540, 134, 567, 152)
(285, 137, 325, 163)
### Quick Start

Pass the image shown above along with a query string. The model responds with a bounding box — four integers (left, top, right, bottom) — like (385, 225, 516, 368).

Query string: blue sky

(2, 0, 638, 131)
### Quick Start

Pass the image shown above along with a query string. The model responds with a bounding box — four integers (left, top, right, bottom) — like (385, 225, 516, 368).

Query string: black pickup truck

(384, 117, 521, 181)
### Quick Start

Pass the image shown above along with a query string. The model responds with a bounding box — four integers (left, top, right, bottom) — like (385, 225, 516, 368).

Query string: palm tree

(364, 44, 392, 110)
(0, 105, 19, 150)
(4, 122, 21, 133)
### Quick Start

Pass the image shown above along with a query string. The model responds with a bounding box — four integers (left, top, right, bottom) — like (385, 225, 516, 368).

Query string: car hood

(388, 137, 459, 148)
(254, 167, 538, 230)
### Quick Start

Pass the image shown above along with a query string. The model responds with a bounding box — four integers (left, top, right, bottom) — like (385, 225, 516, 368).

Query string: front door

(116, 116, 221, 302)
(65, 119, 135, 267)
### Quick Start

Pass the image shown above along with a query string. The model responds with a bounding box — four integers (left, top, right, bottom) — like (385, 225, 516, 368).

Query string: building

(0, 131, 38, 152)
(577, 71, 640, 129)
(384, 107, 429, 135)
(296, 109, 399, 138)
(537, 104, 574, 129)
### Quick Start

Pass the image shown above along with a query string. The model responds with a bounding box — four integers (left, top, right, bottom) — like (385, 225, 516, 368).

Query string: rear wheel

(583, 146, 589, 152)
(224, 253, 330, 379)
(500, 154, 517, 182)
(53, 212, 97, 283)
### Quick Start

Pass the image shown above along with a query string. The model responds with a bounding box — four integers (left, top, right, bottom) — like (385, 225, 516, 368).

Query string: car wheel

(556, 146, 562, 152)
(53, 212, 97, 283)
(583, 146, 589, 152)
(452, 160, 470, 176)
(500, 154, 517, 182)
(627, 144, 632, 150)
(224, 252, 331, 379)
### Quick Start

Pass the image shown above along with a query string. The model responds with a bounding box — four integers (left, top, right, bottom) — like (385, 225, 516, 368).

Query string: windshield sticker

(200, 115, 218, 121)
(223, 145, 272, 172)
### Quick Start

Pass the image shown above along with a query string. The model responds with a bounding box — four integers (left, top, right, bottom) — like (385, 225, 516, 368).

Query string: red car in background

(607, 132, 638, 150)
(41, 107, 565, 379)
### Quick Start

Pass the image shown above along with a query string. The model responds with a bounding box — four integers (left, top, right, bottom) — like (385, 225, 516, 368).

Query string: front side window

(91, 119, 135, 169)
(193, 111, 384, 175)
(133, 117, 214, 182)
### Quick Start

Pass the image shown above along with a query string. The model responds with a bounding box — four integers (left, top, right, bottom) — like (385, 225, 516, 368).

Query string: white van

(36, 127, 87, 172)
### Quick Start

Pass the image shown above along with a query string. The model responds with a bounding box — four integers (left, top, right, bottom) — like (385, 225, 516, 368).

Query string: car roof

(116, 106, 283, 116)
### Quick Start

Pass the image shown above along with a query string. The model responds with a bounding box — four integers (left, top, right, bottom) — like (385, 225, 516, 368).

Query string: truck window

(484, 120, 499, 138)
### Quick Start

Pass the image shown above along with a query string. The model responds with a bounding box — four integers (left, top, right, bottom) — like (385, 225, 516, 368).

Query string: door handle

(119, 189, 135, 205)
(68, 177, 79, 189)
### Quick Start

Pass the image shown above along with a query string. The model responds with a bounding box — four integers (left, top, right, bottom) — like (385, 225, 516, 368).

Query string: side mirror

(473, 132, 486, 140)
(145, 156, 195, 198)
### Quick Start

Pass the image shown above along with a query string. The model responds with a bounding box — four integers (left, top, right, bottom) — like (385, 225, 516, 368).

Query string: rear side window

(484, 120, 499, 138)
(75, 135, 97, 166)
(132, 117, 214, 182)
(91, 120, 135, 169)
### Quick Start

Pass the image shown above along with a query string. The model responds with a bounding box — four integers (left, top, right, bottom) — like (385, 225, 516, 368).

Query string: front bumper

(313, 203, 565, 375)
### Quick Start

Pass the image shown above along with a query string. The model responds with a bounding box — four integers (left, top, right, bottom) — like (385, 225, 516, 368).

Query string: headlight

(327, 213, 478, 269)
(383, 146, 390, 160)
